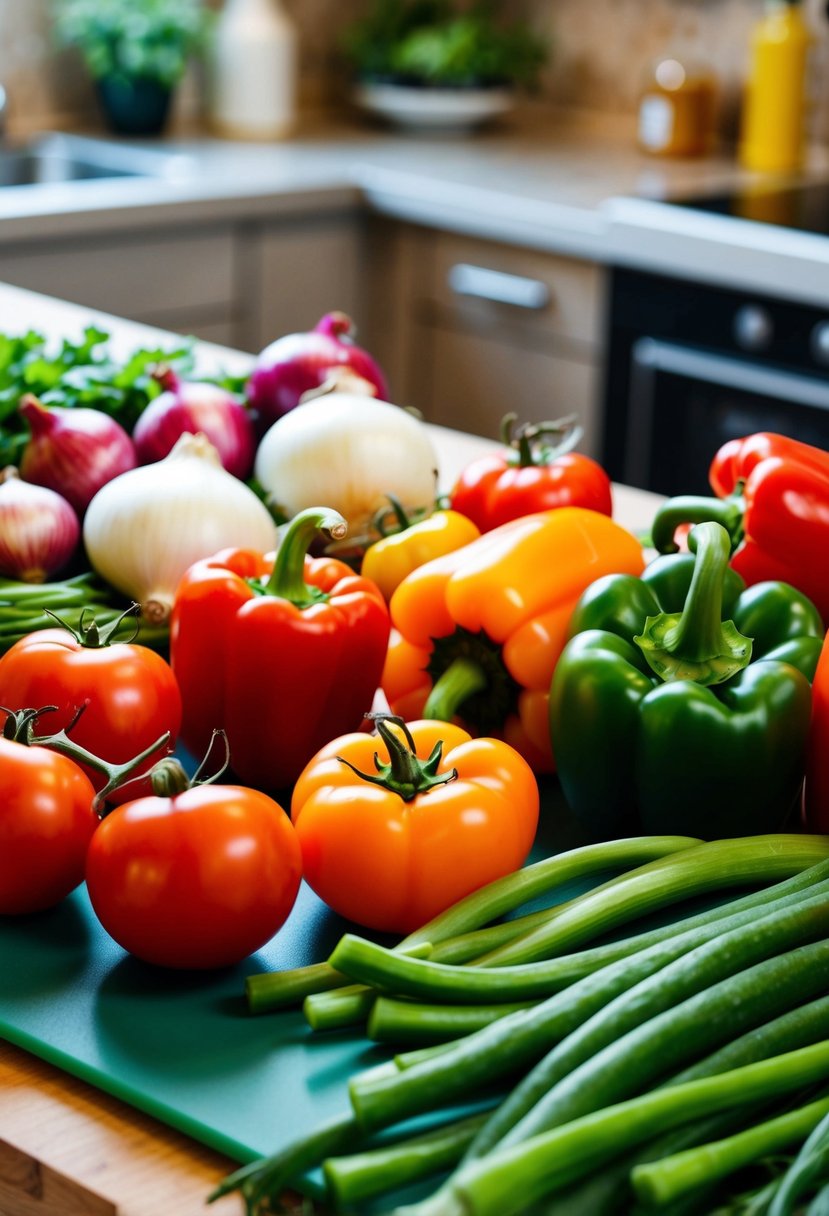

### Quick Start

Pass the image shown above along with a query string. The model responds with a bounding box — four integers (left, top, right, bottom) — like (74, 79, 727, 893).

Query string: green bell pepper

(550, 521, 825, 840)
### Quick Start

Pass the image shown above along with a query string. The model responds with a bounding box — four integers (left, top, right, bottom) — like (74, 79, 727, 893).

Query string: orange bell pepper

(383, 507, 645, 772)
(291, 715, 539, 933)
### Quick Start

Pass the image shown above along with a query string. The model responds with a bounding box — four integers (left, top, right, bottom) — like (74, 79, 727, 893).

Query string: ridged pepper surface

(551, 521, 825, 840)
(383, 506, 645, 772)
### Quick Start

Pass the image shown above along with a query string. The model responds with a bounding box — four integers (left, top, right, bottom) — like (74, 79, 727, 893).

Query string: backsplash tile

(0, 0, 826, 144)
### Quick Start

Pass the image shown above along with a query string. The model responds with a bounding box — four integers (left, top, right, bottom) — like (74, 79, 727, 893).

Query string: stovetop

(672, 180, 829, 237)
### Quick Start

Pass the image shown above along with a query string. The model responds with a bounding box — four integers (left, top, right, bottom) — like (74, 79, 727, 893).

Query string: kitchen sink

(0, 133, 193, 188)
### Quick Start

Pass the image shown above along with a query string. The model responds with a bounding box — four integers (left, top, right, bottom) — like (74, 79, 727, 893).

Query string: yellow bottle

(739, 0, 813, 173)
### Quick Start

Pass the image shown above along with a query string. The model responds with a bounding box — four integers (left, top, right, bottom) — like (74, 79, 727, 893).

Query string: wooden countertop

(0, 282, 663, 1216)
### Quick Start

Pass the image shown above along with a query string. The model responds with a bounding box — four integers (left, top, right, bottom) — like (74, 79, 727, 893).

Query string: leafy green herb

(343, 0, 547, 89)
(52, 0, 209, 89)
(0, 325, 245, 470)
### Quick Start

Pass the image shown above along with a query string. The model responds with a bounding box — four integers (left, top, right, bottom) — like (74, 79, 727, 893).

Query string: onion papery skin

(19, 395, 137, 515)
(246, 311, 389, 430)
(0, 469, 80, 583)
(83, 433, 278, 624)
(133, 374, 256, 480)
(254, 391, 439, 536)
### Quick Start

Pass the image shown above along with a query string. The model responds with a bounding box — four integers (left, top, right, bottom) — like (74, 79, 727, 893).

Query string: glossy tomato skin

(85, 784, 302, 969)
(0, 738, 98, 915)
(0, 628, 182, 803)
(291, 721, 540, 934)
(450, 451, 613, 533)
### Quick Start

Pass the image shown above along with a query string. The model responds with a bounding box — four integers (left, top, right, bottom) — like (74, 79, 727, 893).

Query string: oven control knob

(734, 305, 774, 351)
(810, 321, 829, 366)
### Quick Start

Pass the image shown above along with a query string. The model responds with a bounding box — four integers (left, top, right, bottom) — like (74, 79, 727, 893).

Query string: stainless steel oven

(601, 265, 829, 496)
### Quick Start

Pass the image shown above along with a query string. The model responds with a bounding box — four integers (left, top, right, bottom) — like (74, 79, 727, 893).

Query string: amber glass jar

(637, 23, 718, 158)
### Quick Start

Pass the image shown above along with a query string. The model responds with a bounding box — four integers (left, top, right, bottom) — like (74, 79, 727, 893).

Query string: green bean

(476, 835, 829, 967)
(323, 1111, 490, 1210)
(541, 994, 829, 1216)
(348, 869, 829, 1135)
(368, 998, 531, 1046)
(768, 1105, 829, 1216)
(633, 1096, 829, 1208)
(392, 1042, 829, 1216)
(248, 835, 700, 1017)
(469, 893, 829, 1159)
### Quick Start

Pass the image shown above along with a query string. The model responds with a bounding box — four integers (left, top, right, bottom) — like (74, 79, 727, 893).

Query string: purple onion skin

(0, 469, 80, 583)
(19, 396, 137, 516)
(246, 312, 389, 432)
(133, 380, 256, 480)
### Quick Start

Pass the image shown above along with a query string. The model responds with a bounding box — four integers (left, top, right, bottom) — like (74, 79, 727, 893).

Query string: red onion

(19, 394, 136, 515)
(246, 312, 389, 430)
(0, 467, 80, 582)
(132, 368, 255, 479)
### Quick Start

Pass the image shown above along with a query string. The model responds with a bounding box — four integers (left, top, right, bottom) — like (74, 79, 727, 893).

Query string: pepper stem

(423, 657, 489, 722)
(650, 491, 746, 554)
(262, 507, 347, 605)
(336, 714, 457, 802)
(634, 521, 753, 686)
(1, 704, 172, 813)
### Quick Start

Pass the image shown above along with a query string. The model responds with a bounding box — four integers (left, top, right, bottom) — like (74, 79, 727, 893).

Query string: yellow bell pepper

(383, 507, 645, 772)
(362, 499, 480, 602)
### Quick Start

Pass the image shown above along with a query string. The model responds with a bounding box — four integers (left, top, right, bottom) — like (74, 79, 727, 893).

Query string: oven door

(623, 338, 829, 495)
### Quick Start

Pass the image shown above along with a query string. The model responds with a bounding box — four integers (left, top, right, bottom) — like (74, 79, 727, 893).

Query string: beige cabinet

(365, 221, 606, 458)
(0, 210, 366, 354)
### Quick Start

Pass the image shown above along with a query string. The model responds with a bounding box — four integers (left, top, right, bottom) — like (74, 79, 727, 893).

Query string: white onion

(254, 383, 439, 534)
(83, 432, 278, 623)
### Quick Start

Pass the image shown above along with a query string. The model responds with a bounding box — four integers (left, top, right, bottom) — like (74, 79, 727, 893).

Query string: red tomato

(85, 782, 302, 969)
(0, 626, 181, 803)
(0, 735, 98, 915)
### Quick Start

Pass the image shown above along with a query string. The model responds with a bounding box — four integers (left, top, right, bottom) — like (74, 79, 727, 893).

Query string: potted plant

(343, 0, 548, 131)
(53, 0, 209, 137)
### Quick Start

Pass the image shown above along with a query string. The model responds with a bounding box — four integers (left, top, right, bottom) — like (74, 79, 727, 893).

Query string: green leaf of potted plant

(344, 0, 548, 132)
(53, 0, 209, 137)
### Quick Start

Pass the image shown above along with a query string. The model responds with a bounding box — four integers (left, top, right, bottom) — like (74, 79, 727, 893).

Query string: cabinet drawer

(0, 228, 237, 321)
(413, 326, 600, 457)
(424, 232, 602, 349)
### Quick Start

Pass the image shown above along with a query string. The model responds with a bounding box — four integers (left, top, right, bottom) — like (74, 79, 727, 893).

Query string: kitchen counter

(3, 110, 829, 297)
(0, 280, 663, 1216)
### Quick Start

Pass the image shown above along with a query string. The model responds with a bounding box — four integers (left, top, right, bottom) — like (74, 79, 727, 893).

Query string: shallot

(246, 311, 388, 429)
(19, 394, 136, 515)
(0, 467, 80, 583)
(133, 368, 255, 479)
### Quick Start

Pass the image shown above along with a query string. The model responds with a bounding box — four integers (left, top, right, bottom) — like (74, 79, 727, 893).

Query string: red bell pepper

(651, 432, 829, 625)
(448, 413, 612, 533)
(805, 631, 829, 832)
(170, 507, 390, 790)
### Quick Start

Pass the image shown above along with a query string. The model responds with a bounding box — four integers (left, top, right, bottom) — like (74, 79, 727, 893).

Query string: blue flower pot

(96, 76, 173, 137)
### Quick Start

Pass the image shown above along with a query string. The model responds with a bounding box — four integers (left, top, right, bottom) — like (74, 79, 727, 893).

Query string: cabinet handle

(447, 263, 551, 311)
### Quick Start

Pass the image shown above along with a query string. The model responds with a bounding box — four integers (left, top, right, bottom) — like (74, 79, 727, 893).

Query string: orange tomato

(291, 717, 539, 934)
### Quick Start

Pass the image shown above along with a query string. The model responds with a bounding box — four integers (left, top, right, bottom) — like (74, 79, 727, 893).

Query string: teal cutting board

(0, 789, 590, 1204)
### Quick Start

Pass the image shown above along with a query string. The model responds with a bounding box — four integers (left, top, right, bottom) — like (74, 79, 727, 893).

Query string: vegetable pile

(4, 307, 829, 1216)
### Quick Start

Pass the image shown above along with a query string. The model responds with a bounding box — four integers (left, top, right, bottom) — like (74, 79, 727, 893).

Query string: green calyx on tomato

(337, 714, 458, 802)
(0, 703, 171, 811)
(145, 729, 230, 799)
(248, 505, 348, 608)
(41, 603, 143, 649)
(500, 411, 584, 469)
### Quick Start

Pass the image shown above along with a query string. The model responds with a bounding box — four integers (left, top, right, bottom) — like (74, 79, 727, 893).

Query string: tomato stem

(1, 703, 172, 813)
(337, 714, 457, 803)
(41, 603, 142, 648)
(500, 413, 584, 469)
